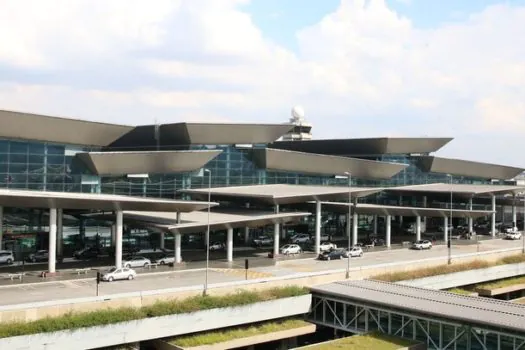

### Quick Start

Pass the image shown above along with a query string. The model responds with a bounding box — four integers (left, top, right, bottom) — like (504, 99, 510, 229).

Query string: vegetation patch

(169, 319, 309, 347)
(301, 332, 417, 350)
(372, 254, 525, 282)
(474, 275, 525, 290)
(446, 288, 474, 295)
(0, 286, 308, 339)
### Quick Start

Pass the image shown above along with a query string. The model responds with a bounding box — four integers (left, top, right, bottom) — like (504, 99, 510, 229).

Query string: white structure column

(0, 206, 3, 250)
(443, 216, 449, 242)
(273, 204, 280, 257)
(111, 224, 116, 247)
(373, 215, 378, 235)
(416, 216, 421, 241)
(346, 214, 351, 238)
(57, 209, 63, 257)
(352, 212, 358, 246)
(244, 227, 250, 243)
(491, 195, 496, 237)
(512, 195, 517, 228)
(315, 201, 321, 254)
(226, 227, 233, 262)
(422, 196, 427, 230)
(175, 212, 182, 264)
(399, 195, 404, 225)
(468, 198, 474, 233)
(48, 208, 57, 273)
(385, 215, 391, 248)
(160, 232, 165, 250)
(115, 210, 123, 268)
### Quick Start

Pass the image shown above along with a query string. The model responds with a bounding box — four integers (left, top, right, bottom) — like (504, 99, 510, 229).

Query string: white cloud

(0, 0, 525, 165)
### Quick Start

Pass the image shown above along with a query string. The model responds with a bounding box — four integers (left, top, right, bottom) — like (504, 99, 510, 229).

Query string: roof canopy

(387, 183, 525, 198)
(76, 150, 221, 175)
(318, 202, 492, 218)
(414, 156, 524, 180)
(0, 189, 216, 212)
(251, 148, 407, 180)
(181, 184, 383, 205)
(120, 210, 310, 234)
(269, 137, 453, 156)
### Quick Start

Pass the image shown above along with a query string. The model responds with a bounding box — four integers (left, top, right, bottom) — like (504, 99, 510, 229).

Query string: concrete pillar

(48, 208, 57, 273)
(491, 195, 496, 237)
(468, 198, 473, 233)
(346, 213, 351, 238)
(444, 216, 449, 242)
(111, 224, 116, 247)
(174, 232, 181, 263)
(57, 209, 63, 257)
(0, 206, 3, 250)
(416, 216, 421, 241)
(244, 227, 250, 243)
(115, 210, 123, 268)
(226, 228, 233, 262)
(386, 215, 391, 248)
(352, 212, 358, 246)
(315, 201, 321, 254)
(399, 195, 404, 225)
(373, 215, 378, 235)
(273, 204, 280, 257)
(512, 196, 517, 228)
(422, 196, 427, 229)
(160, 232, 165, 250)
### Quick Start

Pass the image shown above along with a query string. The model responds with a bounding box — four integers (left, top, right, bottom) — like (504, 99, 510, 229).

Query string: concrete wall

(0, 247, 521, 323)
(0, 295, 312, 350)
(398, 262, 525, 290)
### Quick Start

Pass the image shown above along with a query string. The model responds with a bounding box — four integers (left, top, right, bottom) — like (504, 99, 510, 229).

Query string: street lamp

(447, 174, 453, 265)
(344, 172, 352, 279)
(203, 169, 212, 296)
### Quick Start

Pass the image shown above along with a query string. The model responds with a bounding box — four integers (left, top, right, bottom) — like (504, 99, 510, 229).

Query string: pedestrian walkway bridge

(308, 279, 525, 350)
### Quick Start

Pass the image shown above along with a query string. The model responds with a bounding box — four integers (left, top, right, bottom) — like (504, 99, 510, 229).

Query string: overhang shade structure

(121, 210, 311, 234)
(0, 189, 217, 212)
(181, 184, 384, 205)
(0, 109, 133, 146)
(269, 137, 453, 156)
(317, 202, 493, 218)
(76, 150, 222, 175)
(386, 183, 525, 199)
(414, 156, 524, 180)
(250, 148, 407, 180)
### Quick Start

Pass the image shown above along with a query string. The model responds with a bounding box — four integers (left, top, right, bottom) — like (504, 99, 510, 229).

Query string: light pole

(344, 172, 352, 279)
(447, 174, 453, 265)
(203, 169, 212, 296)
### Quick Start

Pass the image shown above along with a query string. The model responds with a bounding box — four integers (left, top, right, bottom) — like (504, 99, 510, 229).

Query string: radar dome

(291, 105, 305, 120)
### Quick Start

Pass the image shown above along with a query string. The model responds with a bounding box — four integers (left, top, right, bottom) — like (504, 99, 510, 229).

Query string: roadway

(0, 238, 521, 307)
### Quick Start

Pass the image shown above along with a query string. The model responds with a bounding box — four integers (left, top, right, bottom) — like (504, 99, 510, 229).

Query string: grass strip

(372, 254, 525, 282)
(446, 288, 474, 295)
(474, 275, 525, 290)
(169, 319, 309, 347)
(302, 332, 416, 350)
(0, 286, 307, 339)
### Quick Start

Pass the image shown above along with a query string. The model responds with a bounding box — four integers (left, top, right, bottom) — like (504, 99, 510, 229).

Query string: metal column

(160, 232, 165, 250)
(244, 227, 250, 244)
(273, 204, 280, 257)
(48, 208, 57, 273)
(373, 215, 378, 235)
(422, 196, 427, 229)
(386, 215, 391, 248)
(352, 212, 358, 246)
(468, 198, 473, 233)
(0, 206, 3, 250)
(226, 227, 233, 262)
(491, 195, 496, 237)
(57, 209, 63, 257)
(443, 216, 449, 242)
(416, 216, 421, 241)
(175, 212, 181, 264)
(315, 201, 321, 254)
(115, 210, 123, 268)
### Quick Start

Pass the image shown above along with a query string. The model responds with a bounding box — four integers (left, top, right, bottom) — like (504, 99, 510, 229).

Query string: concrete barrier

(0, 295, 312, 350)
(0, 247, 521, 323)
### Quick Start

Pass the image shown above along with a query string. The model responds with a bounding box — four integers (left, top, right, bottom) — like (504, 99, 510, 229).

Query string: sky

(1, 0, 525, 166)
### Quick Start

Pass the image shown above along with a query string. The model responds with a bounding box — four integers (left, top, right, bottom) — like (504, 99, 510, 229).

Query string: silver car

(123, 256, 151, 268)
(102, 267, 137, 282)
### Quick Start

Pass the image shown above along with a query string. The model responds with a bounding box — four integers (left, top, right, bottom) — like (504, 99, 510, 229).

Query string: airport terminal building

(0, 109, 524, 273)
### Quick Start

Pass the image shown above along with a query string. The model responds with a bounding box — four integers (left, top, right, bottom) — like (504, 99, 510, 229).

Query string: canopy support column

(373, 215, 378, 235)
(244, 227, 250, 244)
(315, 201, 321, 255)
(48, 208, 57, 274)
(57, 209, 63, 258)
(0, 207, 3, 250)
(512, 195, 517, 229)
(468, 198, 473, 233)
(273, 204, 280, 258)
(416, 216, 421, 241)
(352, 212, 358, 246)
(226, 228, 233, 262)
(175, 212, 181, 264)
(444, 216, 449, 243)
(422, 196, 427, 230)
(491, 195, 496, 237)
(115, 210, 123, 269)
(386, 215, 391, 248)
(160, 232, 165, 250)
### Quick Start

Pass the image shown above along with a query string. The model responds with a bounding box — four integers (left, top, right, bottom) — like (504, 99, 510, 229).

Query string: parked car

(505, 232, 522, 240)
(291, 234, 311, 244)
(318, 249, 346, 261)
(345, 247, 364, 258)
(280, 244, 302, 255)
(122, 256, 151, 268)
(208, 242, 225, 251)
(27, 250, 49, 263)
(155, 254, 175, 265)
(411, 240, 433, 250)
(0, 250, 14, 265)
(319, 241, 337, 252)
(252, 236, 273, 247)
(102, 267, 137, 282)
(73, 246, 99, 260)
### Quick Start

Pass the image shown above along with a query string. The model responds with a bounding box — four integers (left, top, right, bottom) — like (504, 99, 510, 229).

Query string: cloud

(0, 0, 524, 165)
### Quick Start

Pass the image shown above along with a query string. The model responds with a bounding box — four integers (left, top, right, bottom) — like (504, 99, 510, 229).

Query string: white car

(319, 242, 337, 252)
(291, 234, 310, 244)
(102, 267, 137, 282)
(411, 240, 432, 250)
(156, 254, 175, 265)
(123, 256, 151, 268)
(505, 232, 522, 240)
(208, 242, 225, 251)
(0, 250, 14, 265)
(345, 247, 364, 258)
(280, 244, 302, 255)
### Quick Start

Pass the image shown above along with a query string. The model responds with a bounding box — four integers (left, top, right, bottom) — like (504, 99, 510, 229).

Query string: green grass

(474, 275, 525, 290)
(302, 332, 417, 350)
(513, 298, 525, 304)
(0, 286, 308, 339)
(372, 254, 525, 282)
(169, 319, 309, 347)
(447, 288, 474, 295)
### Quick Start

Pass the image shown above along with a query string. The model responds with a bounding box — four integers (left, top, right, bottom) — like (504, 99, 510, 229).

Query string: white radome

(291, 105, 305, 120)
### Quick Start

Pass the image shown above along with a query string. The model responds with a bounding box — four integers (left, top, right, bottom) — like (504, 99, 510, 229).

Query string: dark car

(27, 250, 49, 263)
(318, 249, 346, 261)
(74, 247, 99, 260)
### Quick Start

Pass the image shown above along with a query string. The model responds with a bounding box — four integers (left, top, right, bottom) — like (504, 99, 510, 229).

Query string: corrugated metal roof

(311, 279, 525, 333)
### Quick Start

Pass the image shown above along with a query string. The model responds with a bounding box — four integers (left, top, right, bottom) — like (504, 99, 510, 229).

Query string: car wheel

(327, 256, 331, 261)
(339, 255, 343, 260)
(160, 261, 165, 265)
(31, 257, 36, 263)
(144, 262, 149, 267)
(6, 258, 12, 265)
(108, 277, 114, 282)
(125, 264, 131, 268)
(128, 275, 134, 280)
(359, 253, 363, 257)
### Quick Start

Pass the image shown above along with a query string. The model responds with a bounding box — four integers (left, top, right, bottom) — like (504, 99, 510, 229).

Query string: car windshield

(108, 267, 117, 273)
(281, 245, 290, 249)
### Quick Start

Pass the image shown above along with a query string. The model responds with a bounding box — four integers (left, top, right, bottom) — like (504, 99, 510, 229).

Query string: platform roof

(0, 189, 216, 212)
(250, 148, 407, 180)
(317, 202, 493, 218)
(121, 210, 310, 234)
(311, 279, 525, 333)
(181, 184, 383, 205)
(76, 150, 221, 175)
(413, 156, 524, 180)
(387, 183, 525, 198)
